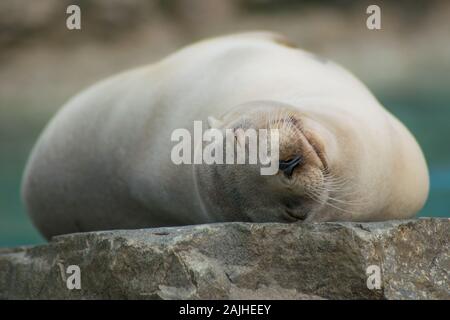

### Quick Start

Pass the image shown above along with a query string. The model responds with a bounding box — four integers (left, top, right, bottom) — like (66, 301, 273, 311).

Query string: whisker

(307, 190, 355, 216)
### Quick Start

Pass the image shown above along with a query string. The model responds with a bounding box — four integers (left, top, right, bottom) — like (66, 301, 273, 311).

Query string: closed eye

(279, 155, 304, 177)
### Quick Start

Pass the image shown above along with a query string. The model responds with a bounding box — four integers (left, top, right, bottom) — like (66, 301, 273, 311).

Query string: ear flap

(207, 116, 223, 129)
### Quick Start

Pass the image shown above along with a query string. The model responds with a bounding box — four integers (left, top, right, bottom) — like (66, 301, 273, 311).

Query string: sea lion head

(194, 100, 355, 223)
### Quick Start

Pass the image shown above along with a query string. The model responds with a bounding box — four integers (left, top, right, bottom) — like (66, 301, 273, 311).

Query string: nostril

(279, 155, 304, 177)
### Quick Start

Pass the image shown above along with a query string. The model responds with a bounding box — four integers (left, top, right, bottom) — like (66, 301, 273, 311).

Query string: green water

(1, 88, 449, 247)
(379, 89, 450, 218)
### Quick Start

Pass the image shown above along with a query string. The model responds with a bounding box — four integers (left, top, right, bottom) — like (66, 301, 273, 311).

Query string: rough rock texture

(0, 218, 449, 299)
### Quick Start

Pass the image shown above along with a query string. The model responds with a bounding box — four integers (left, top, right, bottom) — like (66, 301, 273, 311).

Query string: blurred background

(1, 0, 449, 246)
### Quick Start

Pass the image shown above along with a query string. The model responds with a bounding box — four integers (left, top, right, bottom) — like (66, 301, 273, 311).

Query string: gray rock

(0, 218, 448, 299)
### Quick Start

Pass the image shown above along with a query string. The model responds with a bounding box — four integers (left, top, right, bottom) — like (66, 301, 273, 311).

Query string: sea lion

(22, 32, 429, 239)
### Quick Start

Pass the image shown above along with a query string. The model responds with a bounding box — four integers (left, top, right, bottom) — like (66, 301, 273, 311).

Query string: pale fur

(22, 32, 429, 239)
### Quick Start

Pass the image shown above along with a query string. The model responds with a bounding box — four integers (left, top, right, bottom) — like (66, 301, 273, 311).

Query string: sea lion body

(22, 32, 429, 239)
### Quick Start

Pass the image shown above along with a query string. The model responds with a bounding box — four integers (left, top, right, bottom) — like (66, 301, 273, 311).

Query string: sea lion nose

(279, 155, 303, 178)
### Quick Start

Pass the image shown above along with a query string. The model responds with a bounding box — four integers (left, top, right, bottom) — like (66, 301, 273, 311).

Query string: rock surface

(0, 218, 449, 299)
